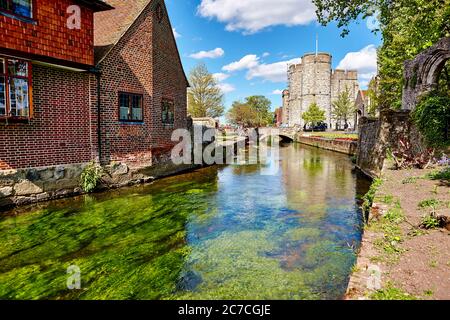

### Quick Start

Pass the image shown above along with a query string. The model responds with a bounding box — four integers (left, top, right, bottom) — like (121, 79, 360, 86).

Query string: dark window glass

(0, 0, 11, 11)
(12, 0, 32, 18)
(162, 99, 174, 125)
(119, 92, 143, 122)
(0, 0, 32, 18)
(0, 77, 5, 116)
(131, 95, 142, 121)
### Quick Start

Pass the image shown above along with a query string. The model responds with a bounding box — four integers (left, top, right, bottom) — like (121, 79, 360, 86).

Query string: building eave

(75, 0, 114, 12)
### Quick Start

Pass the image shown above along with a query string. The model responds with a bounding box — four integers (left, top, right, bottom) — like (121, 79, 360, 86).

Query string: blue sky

(166, 0, 382, 114)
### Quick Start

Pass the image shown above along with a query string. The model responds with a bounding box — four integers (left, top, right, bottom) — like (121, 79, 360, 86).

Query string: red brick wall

(152, 1, 188, 155)
(0, 63, 92, 170)
(94, 0, 188, 168)
(0, 0, 95, 66)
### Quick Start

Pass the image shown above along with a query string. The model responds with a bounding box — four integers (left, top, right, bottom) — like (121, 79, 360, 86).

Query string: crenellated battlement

(282, 51, 360, 129)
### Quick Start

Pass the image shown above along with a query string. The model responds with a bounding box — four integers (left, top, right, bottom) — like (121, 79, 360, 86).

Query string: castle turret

(283, 51, 360, 130)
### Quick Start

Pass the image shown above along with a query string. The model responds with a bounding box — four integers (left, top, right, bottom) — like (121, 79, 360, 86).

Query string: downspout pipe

(89, 67, 102, 165)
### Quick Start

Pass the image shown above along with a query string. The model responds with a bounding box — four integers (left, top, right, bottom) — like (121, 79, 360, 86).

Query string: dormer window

(0, 0, 33, 19)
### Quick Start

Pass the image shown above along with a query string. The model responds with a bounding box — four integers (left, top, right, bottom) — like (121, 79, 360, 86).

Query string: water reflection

(0, 144, 370, 300)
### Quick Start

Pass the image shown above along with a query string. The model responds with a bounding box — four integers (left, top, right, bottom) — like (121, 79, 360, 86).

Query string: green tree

(366, 77, 380, 117)
(312, 0, 450, 109)
(187, 63, 225, 118)
(245, 95, 273, 127)
(226, 101, 258, 127)
(331, 86, 356, 128)
(226, 95, 273, 127)
(302, 103, 326, 130)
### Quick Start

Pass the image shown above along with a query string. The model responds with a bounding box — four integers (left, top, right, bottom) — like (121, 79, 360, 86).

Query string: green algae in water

(0, 144, 370, 300)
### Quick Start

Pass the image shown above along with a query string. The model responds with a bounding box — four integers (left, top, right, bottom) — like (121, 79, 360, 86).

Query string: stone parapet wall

(296, 136, 357, 155)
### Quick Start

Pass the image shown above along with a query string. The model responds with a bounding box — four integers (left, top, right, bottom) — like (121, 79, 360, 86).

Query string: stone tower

(283, 52, 359, 129)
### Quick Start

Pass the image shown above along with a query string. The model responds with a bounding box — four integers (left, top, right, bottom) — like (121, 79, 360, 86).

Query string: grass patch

(430, 260, 438, 268)
(362, 178, 383, 217)
(420, 214, 441, 230)
(371, 284, 416, 300)
(418, 199, 441, 209)
(426, 167, 450, 182)
(382, 195, 395, 205)
(423, 290, 434, 297)
(368, 207, 406, 261)
(402, 177, 418, 184)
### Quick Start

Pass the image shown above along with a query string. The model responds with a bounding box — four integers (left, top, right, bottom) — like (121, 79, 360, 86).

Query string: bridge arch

(257, 127, 297, 143)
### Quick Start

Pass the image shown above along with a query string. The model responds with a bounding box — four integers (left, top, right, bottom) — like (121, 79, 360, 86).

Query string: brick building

(0, 0, 189, 171)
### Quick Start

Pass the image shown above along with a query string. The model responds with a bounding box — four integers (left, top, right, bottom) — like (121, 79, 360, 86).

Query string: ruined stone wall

(356, 111, 428, 178)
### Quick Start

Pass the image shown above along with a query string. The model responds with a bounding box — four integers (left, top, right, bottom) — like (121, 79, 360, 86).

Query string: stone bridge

(258, 127, 299, 142)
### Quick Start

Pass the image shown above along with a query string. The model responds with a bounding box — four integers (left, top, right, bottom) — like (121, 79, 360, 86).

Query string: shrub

(80, 162, 103, 193)
(412, 93, 450, 149)
(390, 134, 435, 170)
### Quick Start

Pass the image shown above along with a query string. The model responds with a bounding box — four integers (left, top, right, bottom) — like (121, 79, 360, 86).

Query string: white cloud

(262, 52, 270, 57)
(246, 57, 302, 82)
(217, 83, 236, 93)
(189, 48, 225, 59)
(172, 28, 181, 39)
(212, 72, 230, 82)
(337, 45, 378, 88)
(198, 0, 317, 34)
(222, 54, 301, 82)
(222, 55, 260, 72)
(272, 89, 283, 95)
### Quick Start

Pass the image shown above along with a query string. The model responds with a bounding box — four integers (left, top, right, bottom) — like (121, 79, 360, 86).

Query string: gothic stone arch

(402, 37, 450, 110)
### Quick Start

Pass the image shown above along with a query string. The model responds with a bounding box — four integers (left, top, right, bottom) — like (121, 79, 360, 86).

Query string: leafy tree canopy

(331, 86, 356, 126)
(226, 96, 273, 128)
(188, 63, 225, 118)
(313, 0, 450, 109)
(302, 103, 326, 128)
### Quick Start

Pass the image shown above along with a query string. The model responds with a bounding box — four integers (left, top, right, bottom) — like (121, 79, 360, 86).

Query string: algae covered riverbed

(0, 144, 370, 300)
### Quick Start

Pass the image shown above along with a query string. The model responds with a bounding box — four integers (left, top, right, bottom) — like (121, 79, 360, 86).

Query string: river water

(0, 143, 370, 300)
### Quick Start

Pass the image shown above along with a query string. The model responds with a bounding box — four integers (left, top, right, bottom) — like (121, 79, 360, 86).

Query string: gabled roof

(94, 0, 152, 64)
(94, 0, 189, 86)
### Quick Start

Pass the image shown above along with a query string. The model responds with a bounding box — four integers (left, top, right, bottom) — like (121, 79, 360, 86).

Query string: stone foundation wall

(296, 136, 357, 155)
(0, 160, 201, 210)
(0, 164, 87, 209)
